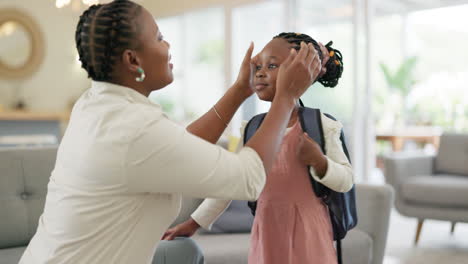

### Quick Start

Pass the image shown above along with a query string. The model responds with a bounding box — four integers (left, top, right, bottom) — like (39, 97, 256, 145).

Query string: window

(296, 0, 354, 125)
(373, 4, 468, 133)
(151, 8, 224, 124)
(232, 0, 285, 120)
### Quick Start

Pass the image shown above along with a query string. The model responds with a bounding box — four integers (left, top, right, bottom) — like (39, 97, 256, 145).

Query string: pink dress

(248, 121, 337, 264)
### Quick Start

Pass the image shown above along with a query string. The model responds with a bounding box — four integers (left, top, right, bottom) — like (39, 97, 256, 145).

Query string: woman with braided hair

(19, 1, 323, 263)
(166, 33, 352, 264)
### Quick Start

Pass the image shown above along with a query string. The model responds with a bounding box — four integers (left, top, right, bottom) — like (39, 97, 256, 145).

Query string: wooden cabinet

(0, 111, 69, 147)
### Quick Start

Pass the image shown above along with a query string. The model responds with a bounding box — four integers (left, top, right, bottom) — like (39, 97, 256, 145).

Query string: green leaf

(380, 63, 395, 87)
(380, 56, 419, 96)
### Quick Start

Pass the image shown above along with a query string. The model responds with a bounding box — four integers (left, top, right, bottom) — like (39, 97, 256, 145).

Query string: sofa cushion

(0, 147, 57, 249)
(342, 228, 373, 264)
(435, 133, 468, 176)
(401, 174, 468, 208)
(0, 246, 26, 264)
(199, 200, 254, 234)
(194, 228, 373, 264)
(193, 233, 250, 264)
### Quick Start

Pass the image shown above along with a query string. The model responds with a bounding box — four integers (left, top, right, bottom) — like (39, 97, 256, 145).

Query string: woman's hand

(276, 42, 322, 102)
(297, 132, 328, 178)
(318, 42, 330, 78)
(161, 218, 200, 241)
(232, 42, 255, 99)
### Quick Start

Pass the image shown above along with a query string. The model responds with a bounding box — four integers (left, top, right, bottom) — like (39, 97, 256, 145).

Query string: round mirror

(0, 9, 44, 80)
(0, 21, 32, 69)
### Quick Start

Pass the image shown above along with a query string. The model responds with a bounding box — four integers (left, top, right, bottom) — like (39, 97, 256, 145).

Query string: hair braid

(273, 32, 344, 88)
(75, 0, 142, 81)
(76, 4, 102, 79)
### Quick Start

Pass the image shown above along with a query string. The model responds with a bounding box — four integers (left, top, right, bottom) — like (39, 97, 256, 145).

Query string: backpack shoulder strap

(298, 107, 326, 154)
(244, 113, 267, 217)
(243, 113, 267, 145)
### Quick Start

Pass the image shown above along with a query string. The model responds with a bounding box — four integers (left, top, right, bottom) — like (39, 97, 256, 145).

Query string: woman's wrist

(230, 81, 252, 102)
(188, 217, 201, 229)
(272, 92, 296, 110)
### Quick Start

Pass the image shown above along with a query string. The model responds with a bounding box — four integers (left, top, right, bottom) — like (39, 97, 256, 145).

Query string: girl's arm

(298, 114, 354, 192)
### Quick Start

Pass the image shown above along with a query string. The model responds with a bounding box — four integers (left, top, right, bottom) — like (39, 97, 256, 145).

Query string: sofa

(0, 146, 57, 264)
(383, 132, 468, 245)
(176, 184, 394, 264)
(0, 146, 394, 264)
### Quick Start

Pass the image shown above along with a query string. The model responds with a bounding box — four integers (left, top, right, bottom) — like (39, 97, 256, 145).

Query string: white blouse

(191, 114, 354, 230)
(20, 81, 266, 264)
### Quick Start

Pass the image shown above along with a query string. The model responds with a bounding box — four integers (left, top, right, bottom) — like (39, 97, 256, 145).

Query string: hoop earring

(136, 67, 145, 82)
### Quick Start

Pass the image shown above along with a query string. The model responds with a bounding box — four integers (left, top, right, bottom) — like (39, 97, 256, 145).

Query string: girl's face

(252, 38, 297, 102)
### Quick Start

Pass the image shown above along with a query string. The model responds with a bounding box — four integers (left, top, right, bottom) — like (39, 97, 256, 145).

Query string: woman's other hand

(318, 42, 330, 77)
(161, 218, 200, 241)
(276, 42, 322, 102)
(233, 42, 255, 99)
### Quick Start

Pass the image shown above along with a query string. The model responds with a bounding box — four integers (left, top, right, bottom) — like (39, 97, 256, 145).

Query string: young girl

(163, 32, 354, 264)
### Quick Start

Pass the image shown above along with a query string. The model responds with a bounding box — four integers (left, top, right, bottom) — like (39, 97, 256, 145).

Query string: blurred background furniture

(383, 133, 468, 245)
(0, 146, 57, 264)
(177, 184, 394, 264)
(0, 111, 68, 148)
(0, 146, 394, 264)
(376, 126, 442, 152)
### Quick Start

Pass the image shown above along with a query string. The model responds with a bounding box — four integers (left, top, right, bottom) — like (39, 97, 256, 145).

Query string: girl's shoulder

(320, 112, 343, 134)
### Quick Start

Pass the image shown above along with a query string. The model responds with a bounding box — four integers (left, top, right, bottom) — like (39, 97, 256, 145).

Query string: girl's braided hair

(274, 32, 344, 88)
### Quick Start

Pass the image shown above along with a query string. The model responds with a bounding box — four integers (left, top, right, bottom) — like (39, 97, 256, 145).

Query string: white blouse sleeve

(191, 121, 248, 229)
(309, 114, 354, 193)
(125, 115, 266, 202)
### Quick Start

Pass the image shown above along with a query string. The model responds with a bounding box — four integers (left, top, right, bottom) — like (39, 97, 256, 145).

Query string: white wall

(144, 0, 263, 18)
(0, 0, 264, 111)
(0, 1, 90, 111)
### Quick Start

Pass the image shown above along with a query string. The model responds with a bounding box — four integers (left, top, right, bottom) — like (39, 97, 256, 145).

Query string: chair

(383, 133, 468, 245)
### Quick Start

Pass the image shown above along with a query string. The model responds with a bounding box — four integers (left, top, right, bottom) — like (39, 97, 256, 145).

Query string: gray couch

(0, 147, 57, 264)
(0, 146, 394, 264)
(383, 132, 468, 245)
(177, 184, 394, 264)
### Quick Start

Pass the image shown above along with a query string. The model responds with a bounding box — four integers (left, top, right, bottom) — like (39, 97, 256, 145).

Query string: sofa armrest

(383, 154, 435, 191)
(355, 184, 394, 264)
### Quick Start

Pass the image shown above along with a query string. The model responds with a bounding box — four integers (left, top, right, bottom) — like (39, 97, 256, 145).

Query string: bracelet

(213, 105, 228, 127)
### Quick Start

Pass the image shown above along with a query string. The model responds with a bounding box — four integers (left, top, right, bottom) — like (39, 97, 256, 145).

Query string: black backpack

(243, 105, 357, 264)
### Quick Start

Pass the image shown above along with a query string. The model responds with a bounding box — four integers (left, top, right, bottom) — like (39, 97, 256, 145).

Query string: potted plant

(379, 56, 419, 128)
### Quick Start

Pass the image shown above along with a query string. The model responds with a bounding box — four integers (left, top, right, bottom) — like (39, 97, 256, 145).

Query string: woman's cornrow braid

(76, 4, 102, 79)
(75, 0, 142, 81)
